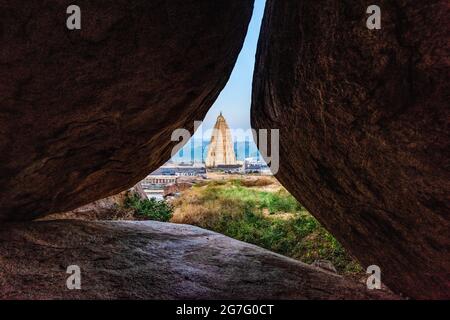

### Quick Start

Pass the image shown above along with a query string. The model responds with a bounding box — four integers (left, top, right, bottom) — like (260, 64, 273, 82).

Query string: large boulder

(0, 0, 254, 220)
(251, 0, 449, 299)
(0, 220, 400, 299)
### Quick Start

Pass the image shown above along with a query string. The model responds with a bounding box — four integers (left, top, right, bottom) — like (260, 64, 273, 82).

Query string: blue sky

(192, 0, 266, 141)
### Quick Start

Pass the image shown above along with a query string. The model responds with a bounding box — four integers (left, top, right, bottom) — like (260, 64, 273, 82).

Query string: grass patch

(171, 179, 362, 275)
(124, 194, 173, 222)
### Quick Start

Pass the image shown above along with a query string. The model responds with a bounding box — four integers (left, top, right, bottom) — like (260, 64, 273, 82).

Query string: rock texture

(0, 220, 400, 300)
(38, 183, 146, 221)
(0, 0, 254, 220)
(251, 0, 449, 299)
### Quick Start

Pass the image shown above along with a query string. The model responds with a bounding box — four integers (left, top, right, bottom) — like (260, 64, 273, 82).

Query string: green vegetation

(124, 194, 173, 222)
(171, 179, 362, 275)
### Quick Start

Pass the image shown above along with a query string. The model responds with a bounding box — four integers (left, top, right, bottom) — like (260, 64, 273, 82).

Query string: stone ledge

(0, 220, 400, 300)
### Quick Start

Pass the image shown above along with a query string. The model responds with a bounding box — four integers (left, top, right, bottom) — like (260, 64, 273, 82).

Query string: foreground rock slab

(252, 0, 449, 299)
(0, 0, 253, 220)
(0, 220, 399, 300)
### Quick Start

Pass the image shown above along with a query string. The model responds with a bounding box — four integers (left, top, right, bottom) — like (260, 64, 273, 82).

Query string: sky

(191, 0, 266, 142)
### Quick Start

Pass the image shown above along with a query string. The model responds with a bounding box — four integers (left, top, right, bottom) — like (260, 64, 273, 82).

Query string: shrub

(124, 194, 173, 222)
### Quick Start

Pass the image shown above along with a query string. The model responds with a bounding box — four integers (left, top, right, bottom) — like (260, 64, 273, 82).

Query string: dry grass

(240, 177, 275, 187)
(171, 186, 244, 228)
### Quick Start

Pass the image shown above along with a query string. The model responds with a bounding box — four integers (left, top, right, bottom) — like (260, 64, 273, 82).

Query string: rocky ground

(0, 220, 401, 300)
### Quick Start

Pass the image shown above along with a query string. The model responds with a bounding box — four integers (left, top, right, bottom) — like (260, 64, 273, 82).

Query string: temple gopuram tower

(205, 113, 237, 168)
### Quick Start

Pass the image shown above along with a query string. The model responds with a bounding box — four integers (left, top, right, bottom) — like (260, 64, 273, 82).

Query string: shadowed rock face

(0, 0, 253, 220)
(0, 220, 400, 300)
(252, 0, 449, 299)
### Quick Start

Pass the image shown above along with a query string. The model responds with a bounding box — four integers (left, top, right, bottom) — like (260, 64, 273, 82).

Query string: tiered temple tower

(205, 113, 237, 168)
